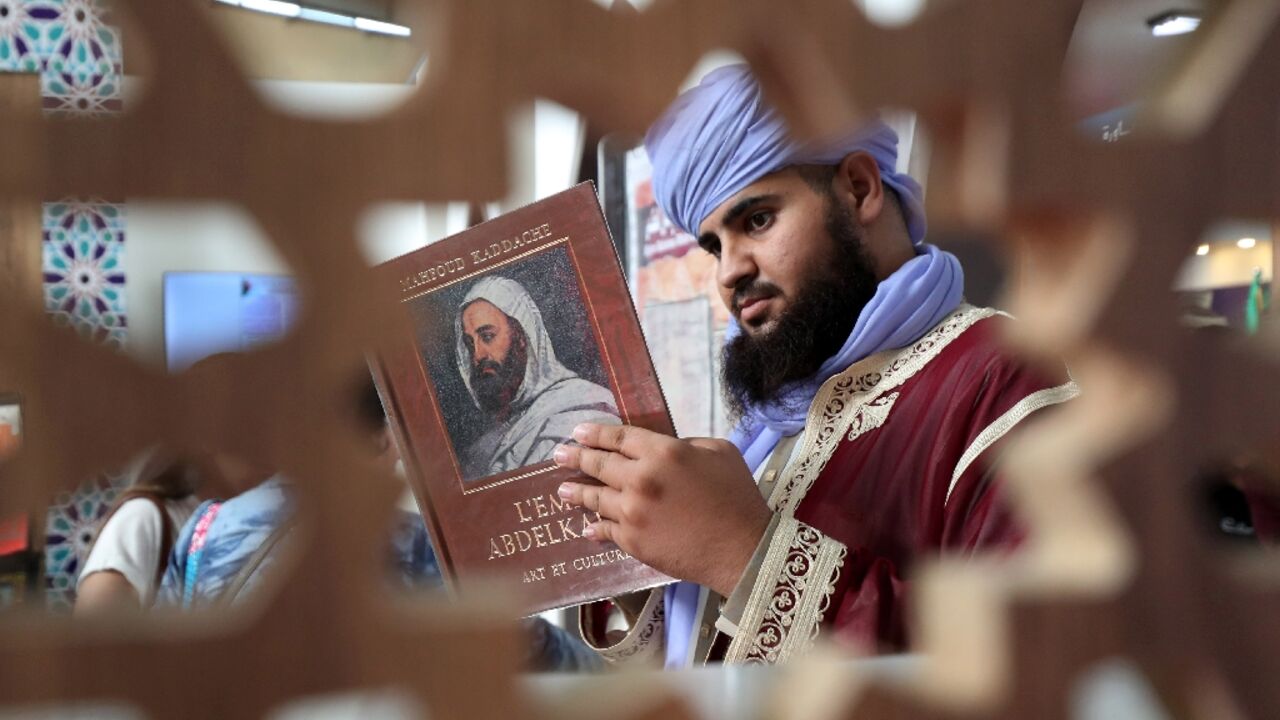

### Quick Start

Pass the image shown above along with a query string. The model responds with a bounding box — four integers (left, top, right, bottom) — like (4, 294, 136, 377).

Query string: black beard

(471, 326, 528, 419)
(721, 197, 879, 423)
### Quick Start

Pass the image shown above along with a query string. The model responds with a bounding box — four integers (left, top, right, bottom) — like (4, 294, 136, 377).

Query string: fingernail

(557, 483, 572, 499)
(553, 445, 569, 465)
(572, 425, 589, 441)
(582, 524, 596, 539)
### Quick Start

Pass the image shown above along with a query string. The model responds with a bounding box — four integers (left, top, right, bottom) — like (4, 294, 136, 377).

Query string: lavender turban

(644, 63, 926, 243)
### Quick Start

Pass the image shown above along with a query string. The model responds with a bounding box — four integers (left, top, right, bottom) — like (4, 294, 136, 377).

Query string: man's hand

(554, 423, 772, 596)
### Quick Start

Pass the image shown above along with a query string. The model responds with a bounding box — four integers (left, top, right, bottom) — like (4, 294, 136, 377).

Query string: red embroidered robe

(583, 305, 1078, 664)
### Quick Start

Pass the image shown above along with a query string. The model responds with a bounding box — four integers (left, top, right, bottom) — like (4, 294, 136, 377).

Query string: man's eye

(698, 237, 721, 258)
(480, 331, 494, 342)
(746, 210, 773, 232)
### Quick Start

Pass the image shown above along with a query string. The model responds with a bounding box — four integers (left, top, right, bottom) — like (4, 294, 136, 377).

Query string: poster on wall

(0, 397, 25, 558)
(710, 327, 730, 439)
(642, 297, 715, 439)
(624, 147, 733, 441)
(624, 147, 731, 329)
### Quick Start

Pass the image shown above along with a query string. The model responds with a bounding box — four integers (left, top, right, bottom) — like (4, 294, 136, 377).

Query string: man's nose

(717, 237, 757, 292)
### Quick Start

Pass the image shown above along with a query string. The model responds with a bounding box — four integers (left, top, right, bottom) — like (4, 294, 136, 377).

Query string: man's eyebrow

(697, 194, 780, 247)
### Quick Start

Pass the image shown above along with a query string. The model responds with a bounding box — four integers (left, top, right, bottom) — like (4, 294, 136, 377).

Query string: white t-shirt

(78, 495, 201, 606)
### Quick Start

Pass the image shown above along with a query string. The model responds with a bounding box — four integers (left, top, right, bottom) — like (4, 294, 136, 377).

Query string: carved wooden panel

(0, 0, 1277, 717)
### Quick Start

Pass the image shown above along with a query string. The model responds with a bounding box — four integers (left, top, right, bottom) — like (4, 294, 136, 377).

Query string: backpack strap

(152, 498, 174, 590)
(213, 516, 297, 608)
(182, 502, 222, 609)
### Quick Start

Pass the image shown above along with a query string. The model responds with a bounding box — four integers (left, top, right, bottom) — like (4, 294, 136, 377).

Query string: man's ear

(835, 151, 885, 226)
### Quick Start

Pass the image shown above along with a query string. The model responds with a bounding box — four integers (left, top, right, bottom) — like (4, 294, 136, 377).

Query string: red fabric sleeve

(817, 334, 1069, 654)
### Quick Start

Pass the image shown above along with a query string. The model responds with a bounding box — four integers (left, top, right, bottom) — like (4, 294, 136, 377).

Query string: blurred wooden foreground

(2, 0, 1280, 718)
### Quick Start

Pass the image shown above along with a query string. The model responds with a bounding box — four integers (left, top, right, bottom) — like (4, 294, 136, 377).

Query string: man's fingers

(557, 481, 623, 520)
(554, 443, 629, 487)
(553, 443, 583, 470)
(583, 519, 618, 544)
(572, 423, 657, 459)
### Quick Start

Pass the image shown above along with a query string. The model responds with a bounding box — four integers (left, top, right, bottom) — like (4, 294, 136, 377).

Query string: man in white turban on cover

(456, 275, 620, 480)
(554, 65, 1080, 666)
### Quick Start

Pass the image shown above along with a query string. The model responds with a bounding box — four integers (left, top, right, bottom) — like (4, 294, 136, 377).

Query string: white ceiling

(1065, 0, 1208, 117)
(212, 0, 1212, 113)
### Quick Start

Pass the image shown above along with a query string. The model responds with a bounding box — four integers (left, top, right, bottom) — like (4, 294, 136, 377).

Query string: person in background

(156, 374, 404, 607)
(75, 353, 251, 615)
(75, 448, 202, 615)
(158, 373, 601, 671)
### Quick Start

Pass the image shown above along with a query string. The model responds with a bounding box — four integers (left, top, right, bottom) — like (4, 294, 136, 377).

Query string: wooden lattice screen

(1, 1, 1278, 718)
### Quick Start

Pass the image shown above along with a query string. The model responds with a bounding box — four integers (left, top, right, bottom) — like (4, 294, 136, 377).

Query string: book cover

(374, 183, 673, 614)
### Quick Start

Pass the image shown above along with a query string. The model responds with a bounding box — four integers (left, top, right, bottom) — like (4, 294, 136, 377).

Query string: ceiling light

(354, 17, 412, 36)
(298, 7, 356, 28)
(239, 0, 301, 17)
(857, 0, 927, 27)
(1196, 244, 1210, 256)
(213, 1, 411, 36)
(1238, 237, 1257, 249)
(1148, 11, 1201, 37)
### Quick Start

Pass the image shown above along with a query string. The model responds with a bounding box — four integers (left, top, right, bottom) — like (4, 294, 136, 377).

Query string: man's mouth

(736, 294, 775, 325)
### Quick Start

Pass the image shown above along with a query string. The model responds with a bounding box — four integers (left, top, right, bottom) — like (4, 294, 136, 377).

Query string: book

(374, 183, 673, 614)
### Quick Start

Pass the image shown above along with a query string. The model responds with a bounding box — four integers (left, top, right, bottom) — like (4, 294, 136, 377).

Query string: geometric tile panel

(42, 476, 121, 611)
(0, 0, 44, 74)
(0, 0, 124, 115)
(37, 201, 126, 610)
(39, 196, 127, 608)
(37, 0, 124, 116)
(38, 235, 126, 608)
(42, 199, 127, 349)
(1, 0, 125, 610)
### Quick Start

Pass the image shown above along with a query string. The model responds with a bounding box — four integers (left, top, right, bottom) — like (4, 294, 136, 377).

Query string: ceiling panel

(1065, 0, 1207, 117)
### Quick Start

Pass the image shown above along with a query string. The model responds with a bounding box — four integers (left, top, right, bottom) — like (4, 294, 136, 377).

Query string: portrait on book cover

(408, 246, 622, 484)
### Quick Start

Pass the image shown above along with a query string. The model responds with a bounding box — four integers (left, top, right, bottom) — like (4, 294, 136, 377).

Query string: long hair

(80, 447, 198, 596)
(122, 446, 198, 500)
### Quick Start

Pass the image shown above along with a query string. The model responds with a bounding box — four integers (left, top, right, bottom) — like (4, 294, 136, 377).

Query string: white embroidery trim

(945, 380, 1081, 504)
(730, 305, 998, 665)
(724, 516, 848, 664)
(768, 305, 997, 515)
(583, 589, 665, 664)
(847, 391, 899, 441)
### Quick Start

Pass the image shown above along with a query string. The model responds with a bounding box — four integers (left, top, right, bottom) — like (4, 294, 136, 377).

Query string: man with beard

(456, 275, 620, 480)
(554, 65, 1079, 665)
